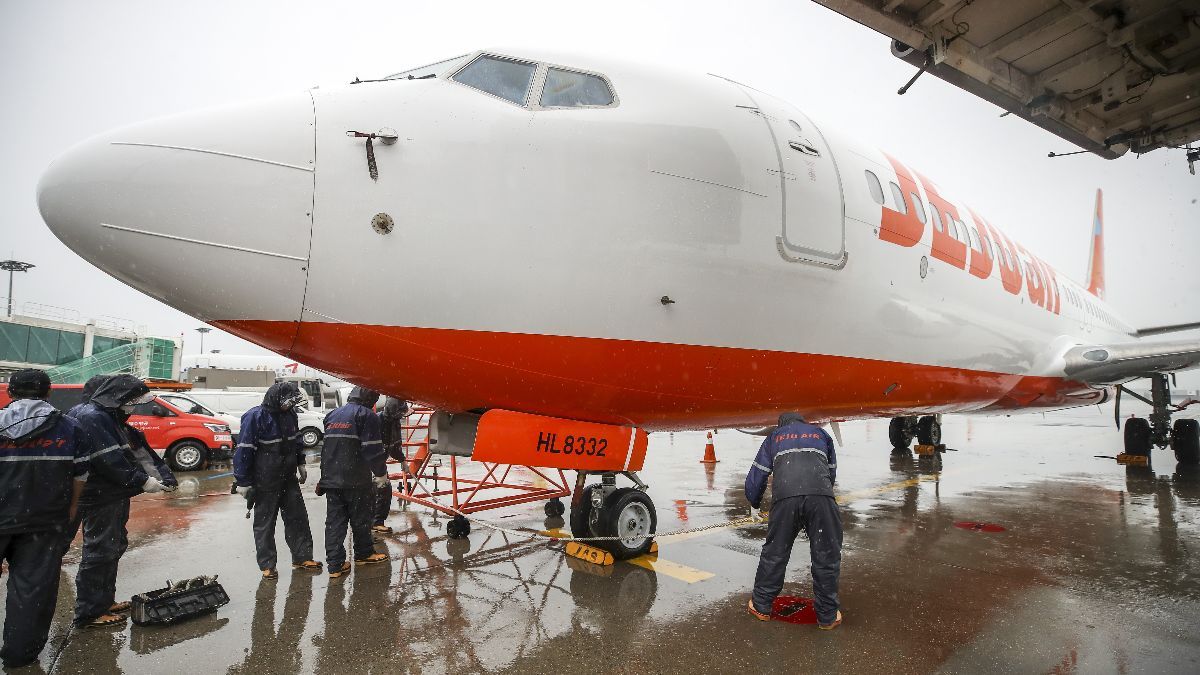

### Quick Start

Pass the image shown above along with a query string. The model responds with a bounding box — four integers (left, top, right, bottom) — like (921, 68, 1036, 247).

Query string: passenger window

(968, 225, 980, 249)
(453, 54, 537, 105)
(865, 170, 884, 205)
(540, 68, 614, 107)
(888, 182, 907, 214)
(910, 194, 926, 224)
(929, 206, 944, 231)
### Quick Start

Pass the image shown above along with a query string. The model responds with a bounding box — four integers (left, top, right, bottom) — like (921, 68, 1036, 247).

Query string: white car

(180, 390, 326, 448)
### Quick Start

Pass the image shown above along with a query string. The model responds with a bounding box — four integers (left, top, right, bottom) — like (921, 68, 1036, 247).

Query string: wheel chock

(649, 541, 659, 556)
(914, 443, 944, 456)
(565, 541, 614, 566)
(1116, 453, 1149, 466)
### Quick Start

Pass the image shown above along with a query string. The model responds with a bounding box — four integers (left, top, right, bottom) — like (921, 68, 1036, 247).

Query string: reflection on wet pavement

(6, 404, 1198, 673)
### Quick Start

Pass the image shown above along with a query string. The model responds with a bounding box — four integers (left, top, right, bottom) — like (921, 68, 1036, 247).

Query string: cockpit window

(385, 54, 469, 80)
(452, 54, 537, 105)
(540, 68, 614, 107)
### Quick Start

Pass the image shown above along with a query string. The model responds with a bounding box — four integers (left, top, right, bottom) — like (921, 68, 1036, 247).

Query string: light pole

(195, 327, 212, 355)
(1, 260, 35, 318)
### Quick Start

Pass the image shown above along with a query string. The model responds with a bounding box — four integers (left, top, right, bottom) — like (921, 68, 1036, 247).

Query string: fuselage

(37, 49, 1132, 430)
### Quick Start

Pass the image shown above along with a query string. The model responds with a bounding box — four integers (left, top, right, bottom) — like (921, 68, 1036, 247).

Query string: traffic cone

(700, 431, 719, 464)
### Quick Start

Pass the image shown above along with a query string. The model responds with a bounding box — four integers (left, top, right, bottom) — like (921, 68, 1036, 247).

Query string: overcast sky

(2, 1, 1197, 384)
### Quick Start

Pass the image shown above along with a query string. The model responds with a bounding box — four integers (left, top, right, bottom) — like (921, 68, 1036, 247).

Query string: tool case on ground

(131, 575, 230, 626)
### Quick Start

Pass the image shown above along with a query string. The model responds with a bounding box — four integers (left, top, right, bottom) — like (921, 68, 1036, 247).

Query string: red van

(0, 384, 233, 472)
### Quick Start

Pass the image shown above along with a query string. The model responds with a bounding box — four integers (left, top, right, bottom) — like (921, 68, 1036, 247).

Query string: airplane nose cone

(37, 92, 315, 334)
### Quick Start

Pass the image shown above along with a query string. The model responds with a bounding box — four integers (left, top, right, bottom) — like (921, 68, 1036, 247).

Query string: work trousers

(252, 478, 314, 571)
(69, 498, 131, 625)
(752, 494, 843, 624)
(0, 530, 65, 667)
(324, 488, 375, 569)
(373, 482, 392, 526)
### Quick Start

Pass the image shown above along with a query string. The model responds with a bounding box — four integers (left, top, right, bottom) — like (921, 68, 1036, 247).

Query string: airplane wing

(1063, 339, 1200, 384)
(813, 1, 1200, 159)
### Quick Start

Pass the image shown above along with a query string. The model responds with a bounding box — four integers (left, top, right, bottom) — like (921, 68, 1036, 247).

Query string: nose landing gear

(569, 471, 657, 560)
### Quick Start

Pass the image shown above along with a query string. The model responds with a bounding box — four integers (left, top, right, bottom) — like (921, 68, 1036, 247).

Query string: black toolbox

(131, 576, 230, 626)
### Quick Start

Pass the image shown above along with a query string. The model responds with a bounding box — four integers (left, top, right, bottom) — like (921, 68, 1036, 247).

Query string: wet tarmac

(5, 402, 1199, 674)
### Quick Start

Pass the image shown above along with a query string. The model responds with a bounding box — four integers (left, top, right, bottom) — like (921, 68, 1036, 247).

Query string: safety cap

(7, 368, 51, 398)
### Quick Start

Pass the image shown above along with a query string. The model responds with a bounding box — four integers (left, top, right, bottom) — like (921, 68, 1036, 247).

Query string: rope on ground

(421, 495, 769, 544)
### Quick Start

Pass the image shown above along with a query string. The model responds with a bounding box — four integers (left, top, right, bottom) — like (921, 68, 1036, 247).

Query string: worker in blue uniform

(745, 412, 843, 629)
(319, 386, 390, 578)
(66, 374, 178, 628)
(371, 397, 409, 534)
(233, 381, 320, 579)
(0, 370, 91, 668)
(66, 374, 109, 418)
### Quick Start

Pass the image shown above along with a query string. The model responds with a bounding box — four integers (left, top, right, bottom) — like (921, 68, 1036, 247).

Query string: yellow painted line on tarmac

(628, 553, 715, 583)
(834, 471, 944, 505)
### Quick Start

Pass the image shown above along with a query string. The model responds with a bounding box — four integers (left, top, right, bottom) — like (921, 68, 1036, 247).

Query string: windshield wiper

(350, 73, 437, 85)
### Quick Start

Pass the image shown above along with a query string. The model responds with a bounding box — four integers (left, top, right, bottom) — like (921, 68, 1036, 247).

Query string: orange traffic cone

(700, 431, 719, 464)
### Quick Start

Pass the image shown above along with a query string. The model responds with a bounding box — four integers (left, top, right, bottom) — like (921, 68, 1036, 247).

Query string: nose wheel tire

(916, 416, 941, 446)
(593, 488, 657, 560)
(1173, 419, 1199, 465)
(1124, 418, 1152, 456)
(446, 515, 470, 539)
(570, 484, 603, 540)
(166, 440, 208, 472)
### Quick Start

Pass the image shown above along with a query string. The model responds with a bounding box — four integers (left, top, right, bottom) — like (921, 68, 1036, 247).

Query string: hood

(0, 399, 61, 442)
(348, 387, 380, 409)
(263, 381, 301, 413)
(80, 374, 111, 402)
(91, 374, 150, 409)
(777, 412, 807, 426)
(381, 397, 408, 419)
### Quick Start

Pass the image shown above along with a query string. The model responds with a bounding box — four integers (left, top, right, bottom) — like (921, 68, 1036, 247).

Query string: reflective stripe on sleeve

(751, 461, 771, 473)
(83, 444, 122, 461)
(0, 455, 75, 462)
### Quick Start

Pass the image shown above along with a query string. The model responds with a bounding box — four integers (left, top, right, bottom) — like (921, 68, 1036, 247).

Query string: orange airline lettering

(988, 224, 1024, 296)
(964, 208, 995, 280)
(914, 170, 967, 269)
(879, 153, 925, 247)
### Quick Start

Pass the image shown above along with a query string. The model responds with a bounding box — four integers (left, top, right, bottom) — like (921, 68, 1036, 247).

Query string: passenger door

(737, 88, 846, 267)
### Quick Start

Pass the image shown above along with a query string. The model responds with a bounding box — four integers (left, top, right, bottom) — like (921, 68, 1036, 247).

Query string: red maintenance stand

(388, 407, 572, 538)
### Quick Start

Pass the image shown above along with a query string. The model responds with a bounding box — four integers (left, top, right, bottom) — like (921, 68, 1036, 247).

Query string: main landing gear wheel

(594, 488, 657, 560)
(545, 498, 566, 518)
(1124, 418, 1152, 456)
(889, 417, 915, 452)
(1173, 419, 1199, 465)
(916, 416, 941, 446)
(446, 515, 470, 539)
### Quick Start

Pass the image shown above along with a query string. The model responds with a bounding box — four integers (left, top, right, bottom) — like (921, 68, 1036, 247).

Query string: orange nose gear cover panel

(472, 409, 648, 472)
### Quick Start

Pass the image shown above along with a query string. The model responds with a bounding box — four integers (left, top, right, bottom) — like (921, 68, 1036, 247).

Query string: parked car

(184, 389, 326, 448)
(0, 384, 233, 472)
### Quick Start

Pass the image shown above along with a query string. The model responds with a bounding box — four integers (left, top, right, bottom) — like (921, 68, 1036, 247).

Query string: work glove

(296, 464, 308, 484)
(161, 482, 179, 493)
(142, 476, 164, 493)
(372, 475, 390, 489)
(236, 485, 255, 504)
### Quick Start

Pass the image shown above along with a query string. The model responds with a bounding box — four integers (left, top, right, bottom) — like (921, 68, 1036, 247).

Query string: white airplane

(36, 48, 1200, 558)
